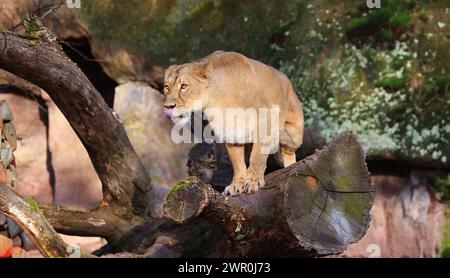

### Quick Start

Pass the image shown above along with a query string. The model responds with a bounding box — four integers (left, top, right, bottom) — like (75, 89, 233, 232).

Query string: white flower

(437, 22, 446, 29)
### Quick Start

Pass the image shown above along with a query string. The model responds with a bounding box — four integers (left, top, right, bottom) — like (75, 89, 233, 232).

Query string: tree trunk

(0, 30, 153, 214)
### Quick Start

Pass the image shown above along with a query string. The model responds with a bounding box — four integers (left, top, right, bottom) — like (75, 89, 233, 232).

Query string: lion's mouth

(164, 108, 175, 118)
(164, 108, 191, 121)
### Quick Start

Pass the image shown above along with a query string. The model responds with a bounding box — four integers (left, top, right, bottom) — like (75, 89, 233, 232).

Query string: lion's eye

(181, 84, 188, 90)
(164, 84, 169, 91)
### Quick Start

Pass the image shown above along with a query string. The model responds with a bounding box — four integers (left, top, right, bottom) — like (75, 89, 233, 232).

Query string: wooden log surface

(164, 134, 374, 256)
(0, 184, 95, 258)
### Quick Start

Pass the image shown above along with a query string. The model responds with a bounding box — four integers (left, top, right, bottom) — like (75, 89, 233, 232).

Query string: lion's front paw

(243, 176, 265, 194)
(223, 182, 245, 196)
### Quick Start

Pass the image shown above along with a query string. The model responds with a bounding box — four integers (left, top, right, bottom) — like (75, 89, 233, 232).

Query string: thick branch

(0, 184, 94, 257)
(39, 204, 144, 241)
(0, 31, 153, 213)
(39, 184, 169, 244)
(0, 69, 46, 99)
(164, 134, 374, 257)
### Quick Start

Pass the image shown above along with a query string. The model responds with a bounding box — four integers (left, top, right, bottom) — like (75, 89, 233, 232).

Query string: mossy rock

(77, 0, 307, 66)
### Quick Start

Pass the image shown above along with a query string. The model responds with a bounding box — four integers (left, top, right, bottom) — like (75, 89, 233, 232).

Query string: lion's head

(163, 61, 211, 121)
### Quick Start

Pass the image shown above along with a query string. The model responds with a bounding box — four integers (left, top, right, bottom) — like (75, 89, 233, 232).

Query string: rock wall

(114, 82, 192, 186)
(0, 92, 53, 204)
(341, 171, 447, 258)
(47, 101, 103, 207)
(0, 91, 103, 208)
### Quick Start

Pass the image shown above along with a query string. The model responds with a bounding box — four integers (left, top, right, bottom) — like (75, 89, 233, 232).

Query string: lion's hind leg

(244, 142, 270, 194)
(277, 121, 303, 167)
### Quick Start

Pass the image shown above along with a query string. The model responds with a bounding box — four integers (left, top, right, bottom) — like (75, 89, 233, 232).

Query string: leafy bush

(429, 172, 450, 200)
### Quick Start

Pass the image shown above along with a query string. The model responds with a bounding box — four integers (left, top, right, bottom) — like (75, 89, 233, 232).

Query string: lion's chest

(203, 108, 279, 144)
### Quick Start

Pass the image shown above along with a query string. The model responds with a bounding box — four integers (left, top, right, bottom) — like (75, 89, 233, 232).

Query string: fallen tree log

(164, 134, 374, 256)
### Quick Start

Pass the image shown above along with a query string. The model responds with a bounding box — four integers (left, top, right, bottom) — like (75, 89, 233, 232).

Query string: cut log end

(163, 177, 212, 224)
(283, 134, 374, 255)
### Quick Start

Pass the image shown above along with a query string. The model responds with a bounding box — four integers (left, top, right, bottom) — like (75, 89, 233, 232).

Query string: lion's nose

(164, 104, 176, 109)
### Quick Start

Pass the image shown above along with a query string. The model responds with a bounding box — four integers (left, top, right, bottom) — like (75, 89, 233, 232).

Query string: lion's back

(203, 52, 292, 110)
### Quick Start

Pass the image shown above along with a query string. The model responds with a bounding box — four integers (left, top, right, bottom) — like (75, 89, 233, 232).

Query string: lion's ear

(193, 61, 211, 81)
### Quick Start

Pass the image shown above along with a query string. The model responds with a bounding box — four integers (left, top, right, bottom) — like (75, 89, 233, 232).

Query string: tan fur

(164, 51, 304, 195)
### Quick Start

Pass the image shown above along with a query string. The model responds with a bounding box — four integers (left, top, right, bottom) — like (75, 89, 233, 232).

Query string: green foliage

(434, 76, 450, 90)
(24, 14, 44, 33)
(346, 0, 415, 41)
(279, 1, 450, 162)
(389, 13, 412, 29)
(429, 172, 450, 200)
(347, 17, 372, 34)
(165, 177, 199, 202)
(442, 209, 450, 257)
(442, 244, 450, 258)
(20, 13, 46, 40)
(24, 196, 40, 213)
(78, 0, 306, 65)
(377, 28, 394, 41)
(418, 12, 429, 23)
(171, 180, 189, 193)
(375, 76, 407, 90)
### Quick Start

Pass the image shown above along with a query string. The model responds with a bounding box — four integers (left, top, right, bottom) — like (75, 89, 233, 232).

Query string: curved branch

(0, 31, 153, 214)
(0, 69, 46, 99)
(0, 184, 94, 258)
(39, 204, 144, 241)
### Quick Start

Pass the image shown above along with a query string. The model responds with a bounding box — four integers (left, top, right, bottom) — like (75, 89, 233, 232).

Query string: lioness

(164, 51, 304, 196)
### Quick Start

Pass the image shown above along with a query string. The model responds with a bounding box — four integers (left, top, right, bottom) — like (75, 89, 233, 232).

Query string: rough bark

(165, 134, 374, 256)
(39, 183, 169, 242)
(0, 69, 45, 99)
(0, 30, 153, 214)
(39, 204, 143, 240)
